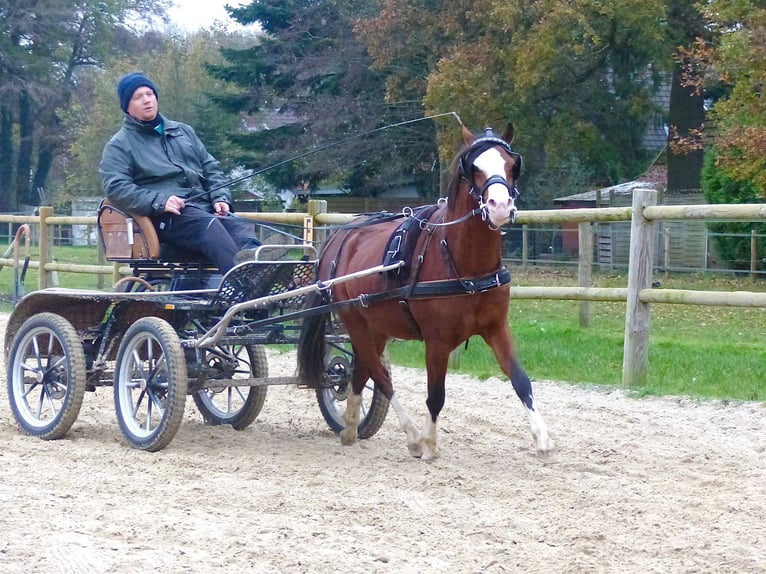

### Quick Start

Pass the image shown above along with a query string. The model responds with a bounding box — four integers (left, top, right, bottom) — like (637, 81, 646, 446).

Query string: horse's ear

(502, 122, 514, 145)
(461, 125, 474, 145)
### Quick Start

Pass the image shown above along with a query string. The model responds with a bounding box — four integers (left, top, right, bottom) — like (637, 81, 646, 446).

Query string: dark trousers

(154, 206, 258, 273)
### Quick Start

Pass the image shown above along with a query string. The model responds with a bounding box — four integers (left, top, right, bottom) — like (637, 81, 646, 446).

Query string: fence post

(751, 229, 757, 282)
(622, 188, 657, 387)
(664, 227, 671, 280)
(307, 199, 327, 252)
(522, 225, 528, 271)
(37, 205, 54, 290)
(578, 222, 593, 327)
(97, 230, 105, 289)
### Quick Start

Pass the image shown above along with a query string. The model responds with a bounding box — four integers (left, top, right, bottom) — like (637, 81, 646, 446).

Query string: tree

(693, 1, 766, 196)
(665, 0, 708, 192)
(701, 149, 766, 270)
(383, 0, 669, 207)
(213, 0, 442, 197)
(0, 0, 167, 210)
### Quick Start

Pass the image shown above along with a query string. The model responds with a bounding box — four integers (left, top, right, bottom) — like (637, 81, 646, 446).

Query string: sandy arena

(0, 313, 764, 573)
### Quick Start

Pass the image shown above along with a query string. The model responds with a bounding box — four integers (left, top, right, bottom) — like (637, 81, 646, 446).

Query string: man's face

(127, 86, 158, 122)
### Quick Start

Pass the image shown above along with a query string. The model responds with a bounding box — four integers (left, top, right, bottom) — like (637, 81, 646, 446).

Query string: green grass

(388, 269, 766, 402)
(0, 245, 109, 311)
(2, 246, 764, 402)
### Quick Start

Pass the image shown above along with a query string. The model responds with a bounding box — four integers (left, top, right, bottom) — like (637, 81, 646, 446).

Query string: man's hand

(214, 201, 230, 216)
(164, 195, 185, 215)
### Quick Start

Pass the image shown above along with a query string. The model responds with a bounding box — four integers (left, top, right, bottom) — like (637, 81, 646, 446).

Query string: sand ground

(0, 314, 764, 573)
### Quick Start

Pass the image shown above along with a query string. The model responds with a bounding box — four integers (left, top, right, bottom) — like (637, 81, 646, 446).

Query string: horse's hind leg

(351, 359, 423, 457)
(341, 335, 421, 456)
(388, 393, 423, 458)
(339, 355, 369, 446)
(340, 392, 362, 446)
(485, 329, 554, 453)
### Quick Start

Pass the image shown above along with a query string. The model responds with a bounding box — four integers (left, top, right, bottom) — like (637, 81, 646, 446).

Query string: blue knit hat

(117, 73, 158, 113)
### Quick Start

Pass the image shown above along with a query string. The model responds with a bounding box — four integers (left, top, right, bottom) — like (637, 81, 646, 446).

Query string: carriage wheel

(315, 342, 390, 439)
(192, 344, 268, 429)
(6, 312, 87, 440)
(116, 275, 171, 292)
(113, 317, 187, 451)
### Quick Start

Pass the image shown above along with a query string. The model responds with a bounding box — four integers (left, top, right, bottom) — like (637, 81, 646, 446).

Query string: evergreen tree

(212, 0, 442, 197)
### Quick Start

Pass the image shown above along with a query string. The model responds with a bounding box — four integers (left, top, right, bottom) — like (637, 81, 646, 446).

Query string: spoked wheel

(113, 317, 187, 451)
(193, 344, 268, 430)
(315, 341, 390, 439)
(6, 313, 87, 440)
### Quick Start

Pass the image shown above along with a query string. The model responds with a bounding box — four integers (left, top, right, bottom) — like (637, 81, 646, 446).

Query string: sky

(165, 0, 249, 32)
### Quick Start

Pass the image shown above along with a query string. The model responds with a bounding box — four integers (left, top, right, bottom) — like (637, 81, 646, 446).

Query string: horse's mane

(445, 143, 471, 205)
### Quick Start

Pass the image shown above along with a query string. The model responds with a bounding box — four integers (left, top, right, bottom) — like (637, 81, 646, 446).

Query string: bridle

(458, 133, 522, 226)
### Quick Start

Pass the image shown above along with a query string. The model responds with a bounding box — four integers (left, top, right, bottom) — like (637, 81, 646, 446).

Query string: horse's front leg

(485, 328, 554, 454)
(509, 359, 554, 453)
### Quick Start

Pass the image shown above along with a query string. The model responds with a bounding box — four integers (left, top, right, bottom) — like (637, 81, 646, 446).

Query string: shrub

(701, 149, 766, 270)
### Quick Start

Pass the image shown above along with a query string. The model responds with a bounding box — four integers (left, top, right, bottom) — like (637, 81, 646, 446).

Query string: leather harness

(321, 204, 511, 339)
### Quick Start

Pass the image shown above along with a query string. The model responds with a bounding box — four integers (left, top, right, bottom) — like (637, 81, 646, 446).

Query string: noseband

(458, 134, 522, 226)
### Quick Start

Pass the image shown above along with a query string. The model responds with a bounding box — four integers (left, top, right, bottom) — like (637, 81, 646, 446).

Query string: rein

(184, 111, 463, 204)
(316, 201, 483, 234)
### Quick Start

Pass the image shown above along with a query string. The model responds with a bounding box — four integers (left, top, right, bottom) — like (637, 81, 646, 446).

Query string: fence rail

(1, 194, 765, 387)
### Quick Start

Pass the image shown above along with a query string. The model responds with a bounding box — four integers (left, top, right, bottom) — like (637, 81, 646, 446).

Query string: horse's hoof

(339, 428, 358, 446)
(535, 436, 555, 455)
(407, 442, 423, 458)
(420, 447, 439, 462)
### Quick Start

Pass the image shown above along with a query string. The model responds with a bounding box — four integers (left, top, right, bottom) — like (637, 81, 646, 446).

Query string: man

(99, 72, 258, 273)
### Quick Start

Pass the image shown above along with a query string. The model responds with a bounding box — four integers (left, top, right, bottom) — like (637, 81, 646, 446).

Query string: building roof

(554, 165, 667, 206)
(553, 181, 658, 205)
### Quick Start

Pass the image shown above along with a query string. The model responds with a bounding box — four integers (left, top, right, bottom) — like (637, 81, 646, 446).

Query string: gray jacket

(99, 113, 230, 216)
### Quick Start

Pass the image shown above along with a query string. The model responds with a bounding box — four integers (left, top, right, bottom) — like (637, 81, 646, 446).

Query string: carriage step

(197, 375, 300, 390)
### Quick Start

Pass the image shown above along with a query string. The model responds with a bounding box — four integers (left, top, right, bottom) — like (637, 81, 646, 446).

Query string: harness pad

(381, 205, 439, 279)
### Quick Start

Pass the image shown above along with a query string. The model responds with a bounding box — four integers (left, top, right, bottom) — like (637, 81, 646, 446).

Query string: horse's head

(455, 123, 522, 228)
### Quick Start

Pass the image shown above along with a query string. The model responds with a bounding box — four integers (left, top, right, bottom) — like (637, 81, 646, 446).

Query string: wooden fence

(1, 192, 765, 387)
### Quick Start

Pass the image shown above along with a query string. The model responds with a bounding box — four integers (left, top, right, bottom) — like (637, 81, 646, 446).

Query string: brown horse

(298, 124, 554, 460)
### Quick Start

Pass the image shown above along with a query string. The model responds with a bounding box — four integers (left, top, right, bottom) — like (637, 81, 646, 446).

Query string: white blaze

(472, 148, 516, 226)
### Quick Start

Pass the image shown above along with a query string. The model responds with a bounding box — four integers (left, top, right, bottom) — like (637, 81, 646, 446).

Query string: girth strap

(357, 267, 511, 307)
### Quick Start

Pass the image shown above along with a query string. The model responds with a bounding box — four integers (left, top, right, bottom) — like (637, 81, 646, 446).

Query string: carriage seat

(97, 199, 213, 266)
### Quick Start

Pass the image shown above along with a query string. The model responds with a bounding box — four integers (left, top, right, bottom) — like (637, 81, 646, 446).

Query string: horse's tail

(297, 291, 330, 388)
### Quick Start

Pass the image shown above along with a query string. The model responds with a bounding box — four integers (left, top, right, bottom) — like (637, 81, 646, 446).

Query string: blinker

(459, 131, 523, 183)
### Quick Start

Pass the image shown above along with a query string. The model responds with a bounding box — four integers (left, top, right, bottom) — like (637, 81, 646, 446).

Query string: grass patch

(1, 248, 764, 402)
(0, 245, 107, 312)
(388, 269, 766, 402)
(0, 245, 108, 290)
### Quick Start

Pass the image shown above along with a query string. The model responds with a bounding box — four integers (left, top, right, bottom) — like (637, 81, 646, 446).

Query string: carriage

(4, 226, 400, 451)
(4, 124, 554, 458)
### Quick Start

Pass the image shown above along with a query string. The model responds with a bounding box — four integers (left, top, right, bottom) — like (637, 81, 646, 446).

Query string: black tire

(6, 312, 87, 440)
(192, 344, 268, 430)
(113, 317, 187, 451)
(315, 343, 390, 439)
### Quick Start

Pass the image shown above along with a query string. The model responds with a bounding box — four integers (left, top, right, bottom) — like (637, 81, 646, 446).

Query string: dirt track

(0, 313, 764, 573)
